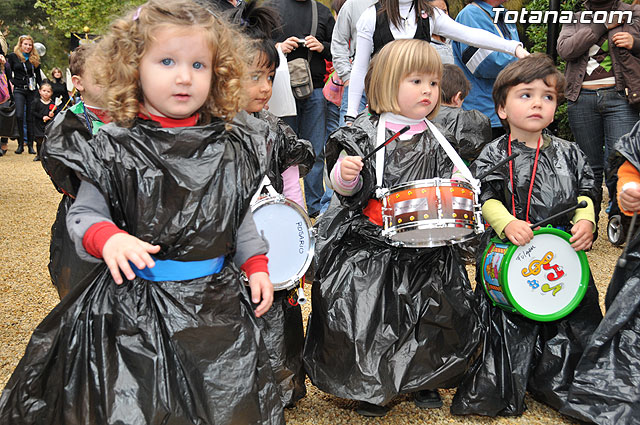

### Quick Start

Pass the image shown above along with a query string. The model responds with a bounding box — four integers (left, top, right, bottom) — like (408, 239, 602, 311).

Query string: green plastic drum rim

(480, 238, 518, 314)
(499, 226, 590, 322)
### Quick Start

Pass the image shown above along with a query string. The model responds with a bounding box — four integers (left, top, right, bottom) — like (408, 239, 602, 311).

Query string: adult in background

(0, 33, 9, 156)
(557, 0, 640, 222)
(6, 35, 42, 154)
(270, 0, 335, 218)
(452, 0, 520, 140)
(331, 0, 376, 126)
(50, 67, 70, 109)
(344, 0, 527, 125)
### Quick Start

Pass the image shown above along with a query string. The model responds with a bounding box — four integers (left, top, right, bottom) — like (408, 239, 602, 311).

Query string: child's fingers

(116, 256, 136, 281)
(104, 257, 124, 285)
(126, 252, 149, 270)
(254, 287, 274, 317)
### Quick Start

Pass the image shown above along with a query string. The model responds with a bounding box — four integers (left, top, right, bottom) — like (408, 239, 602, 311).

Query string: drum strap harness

(508, 134, 542, 223)
(374, 112, 480, 198)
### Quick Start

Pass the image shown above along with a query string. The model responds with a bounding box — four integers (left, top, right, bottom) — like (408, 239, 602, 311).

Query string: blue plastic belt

(131, 256, 224, 282)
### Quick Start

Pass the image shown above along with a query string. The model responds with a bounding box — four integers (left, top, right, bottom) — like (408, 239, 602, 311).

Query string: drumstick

(617, 211, 638, 268)
(475, 152, 520, 180)
(529, 200, 588, 230)
(362, 125, 410, 162)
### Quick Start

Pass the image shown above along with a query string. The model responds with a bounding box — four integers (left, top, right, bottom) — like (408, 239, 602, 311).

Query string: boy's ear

(452, 92, 464, 107)
(497, 104, 508, 120)
(71, 75, 84, 92)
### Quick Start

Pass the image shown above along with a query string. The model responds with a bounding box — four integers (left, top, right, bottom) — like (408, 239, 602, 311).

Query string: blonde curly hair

(93, 0, 249, 127)
(13, 35, 40, 68)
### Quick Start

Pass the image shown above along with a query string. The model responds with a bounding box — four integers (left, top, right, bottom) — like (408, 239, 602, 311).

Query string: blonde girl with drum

(304, 39, 481, 417)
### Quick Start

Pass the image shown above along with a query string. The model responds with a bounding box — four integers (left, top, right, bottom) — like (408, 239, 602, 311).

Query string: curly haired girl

(1, 1, 285, 423)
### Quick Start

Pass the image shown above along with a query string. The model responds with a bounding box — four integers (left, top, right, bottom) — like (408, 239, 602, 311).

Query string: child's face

(73, 72, 104, 107)
(498, 79, 557, 136)
(244, 60, 275, 113)
(397, 72, 439, 120)
(39, 85, 53, 102)
(139, 26, 213, 119)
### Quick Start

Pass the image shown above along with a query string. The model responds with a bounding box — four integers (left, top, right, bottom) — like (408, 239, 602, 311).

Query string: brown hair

(69, 44, 96, 78)
(378, 0, 434, 29)
(365, 39, 442, 119)
(493, 53, 565, 130)
(441, 64, 469, 103)
(93, 0, 249, 127)
(13, 35, 40, 68)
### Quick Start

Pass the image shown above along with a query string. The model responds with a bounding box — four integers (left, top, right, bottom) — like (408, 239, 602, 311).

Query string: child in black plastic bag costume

(451, 53, 602, 418)
(239, 2, 315, 408)
(303, 39, 481, 418)
(564, 124, 640, 425)
(0, 1, 284, 424)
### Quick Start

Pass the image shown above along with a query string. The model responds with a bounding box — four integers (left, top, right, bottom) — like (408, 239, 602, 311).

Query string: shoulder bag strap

(308, 0, 318, 63)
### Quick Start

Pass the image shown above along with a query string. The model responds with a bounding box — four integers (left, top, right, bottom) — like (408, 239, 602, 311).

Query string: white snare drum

(381, 178, 483, 248)
(251, 195, 315, 291)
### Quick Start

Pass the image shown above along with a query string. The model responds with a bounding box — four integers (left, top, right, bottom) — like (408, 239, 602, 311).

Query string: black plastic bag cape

(431, 105, 492, 163)
(257, 110, 314, 192)
(303, 113, 481, 406)
(44, 106, 106, 299)
(0, 114, 285, 424)
(250, 110, 312, 408)
(255, 290, 306, 407)
(563, 126, 640, 425)
(451, 133, 603, 417)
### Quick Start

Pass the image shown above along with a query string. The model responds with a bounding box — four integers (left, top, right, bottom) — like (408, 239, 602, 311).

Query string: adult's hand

(305, 35, 324, 53)
(515, 45, 530, 59)
(276, 36, 300, 54)
(613, 31, 634, 50)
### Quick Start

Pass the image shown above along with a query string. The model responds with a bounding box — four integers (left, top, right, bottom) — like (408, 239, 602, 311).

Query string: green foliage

(524, 0, 582, 140)
(34, 0, 146, 37)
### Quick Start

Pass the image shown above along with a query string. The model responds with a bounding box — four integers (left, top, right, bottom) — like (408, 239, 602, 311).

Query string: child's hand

(569, 219, 594, 252)
(248, 271, 274, 318)
(102, 233, 161, 284)
(340, 155, 363, 181)
(43, 116, 51, 122)
(504, 219, 534, 246)
(48, 111, 54, 118)
(620, 183, 640, 212)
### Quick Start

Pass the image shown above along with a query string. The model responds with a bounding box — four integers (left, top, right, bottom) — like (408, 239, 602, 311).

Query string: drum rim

(250, 194, 316, 291)
(483, 226, 590, 322)
(386, 178, 475, 194)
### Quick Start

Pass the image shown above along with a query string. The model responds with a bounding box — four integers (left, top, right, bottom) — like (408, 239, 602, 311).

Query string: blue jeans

(283, 88, 327, 216)
(338, 85, 367, 127)
(13, 88, 35, 146)
(567, 87, 639, 217)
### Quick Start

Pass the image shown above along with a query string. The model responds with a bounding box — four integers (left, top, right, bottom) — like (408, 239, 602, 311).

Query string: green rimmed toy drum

(481, 227, 589, 322)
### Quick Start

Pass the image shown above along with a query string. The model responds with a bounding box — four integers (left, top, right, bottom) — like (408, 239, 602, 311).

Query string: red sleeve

(82, 221, 128, 258)
(241, 254, 269, 277)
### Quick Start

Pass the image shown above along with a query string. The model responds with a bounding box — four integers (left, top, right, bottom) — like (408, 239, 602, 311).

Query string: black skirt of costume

(0, 114, 284, 424)
(303, 114, 481, 406)
(251, 110, 314, 408)
(44, 107, 105, 299)
(563, 125, 640, 425)
(451, 133, 603, 417)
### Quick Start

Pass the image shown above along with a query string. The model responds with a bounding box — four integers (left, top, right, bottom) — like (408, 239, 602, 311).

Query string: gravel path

(1, 137, 620, 424)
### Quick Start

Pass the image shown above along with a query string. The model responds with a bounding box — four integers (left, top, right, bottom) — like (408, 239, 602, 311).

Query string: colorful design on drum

(521, 251, 554, 276)
(482, 241, 510, 307)
(520, 251, 565, 296)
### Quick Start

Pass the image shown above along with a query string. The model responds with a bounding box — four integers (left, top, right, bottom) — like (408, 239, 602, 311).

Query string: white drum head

(506, 232, 585, 319)
(251, 198, 313, 290)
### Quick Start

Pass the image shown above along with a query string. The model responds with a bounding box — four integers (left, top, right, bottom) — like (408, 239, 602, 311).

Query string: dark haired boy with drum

(451, 53, 603, 417)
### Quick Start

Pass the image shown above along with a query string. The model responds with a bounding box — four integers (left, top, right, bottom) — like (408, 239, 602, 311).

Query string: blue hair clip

(133, 6, 142, 21)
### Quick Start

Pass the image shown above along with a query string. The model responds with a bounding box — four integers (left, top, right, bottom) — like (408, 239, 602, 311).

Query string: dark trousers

(13, 88, 36, 146)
